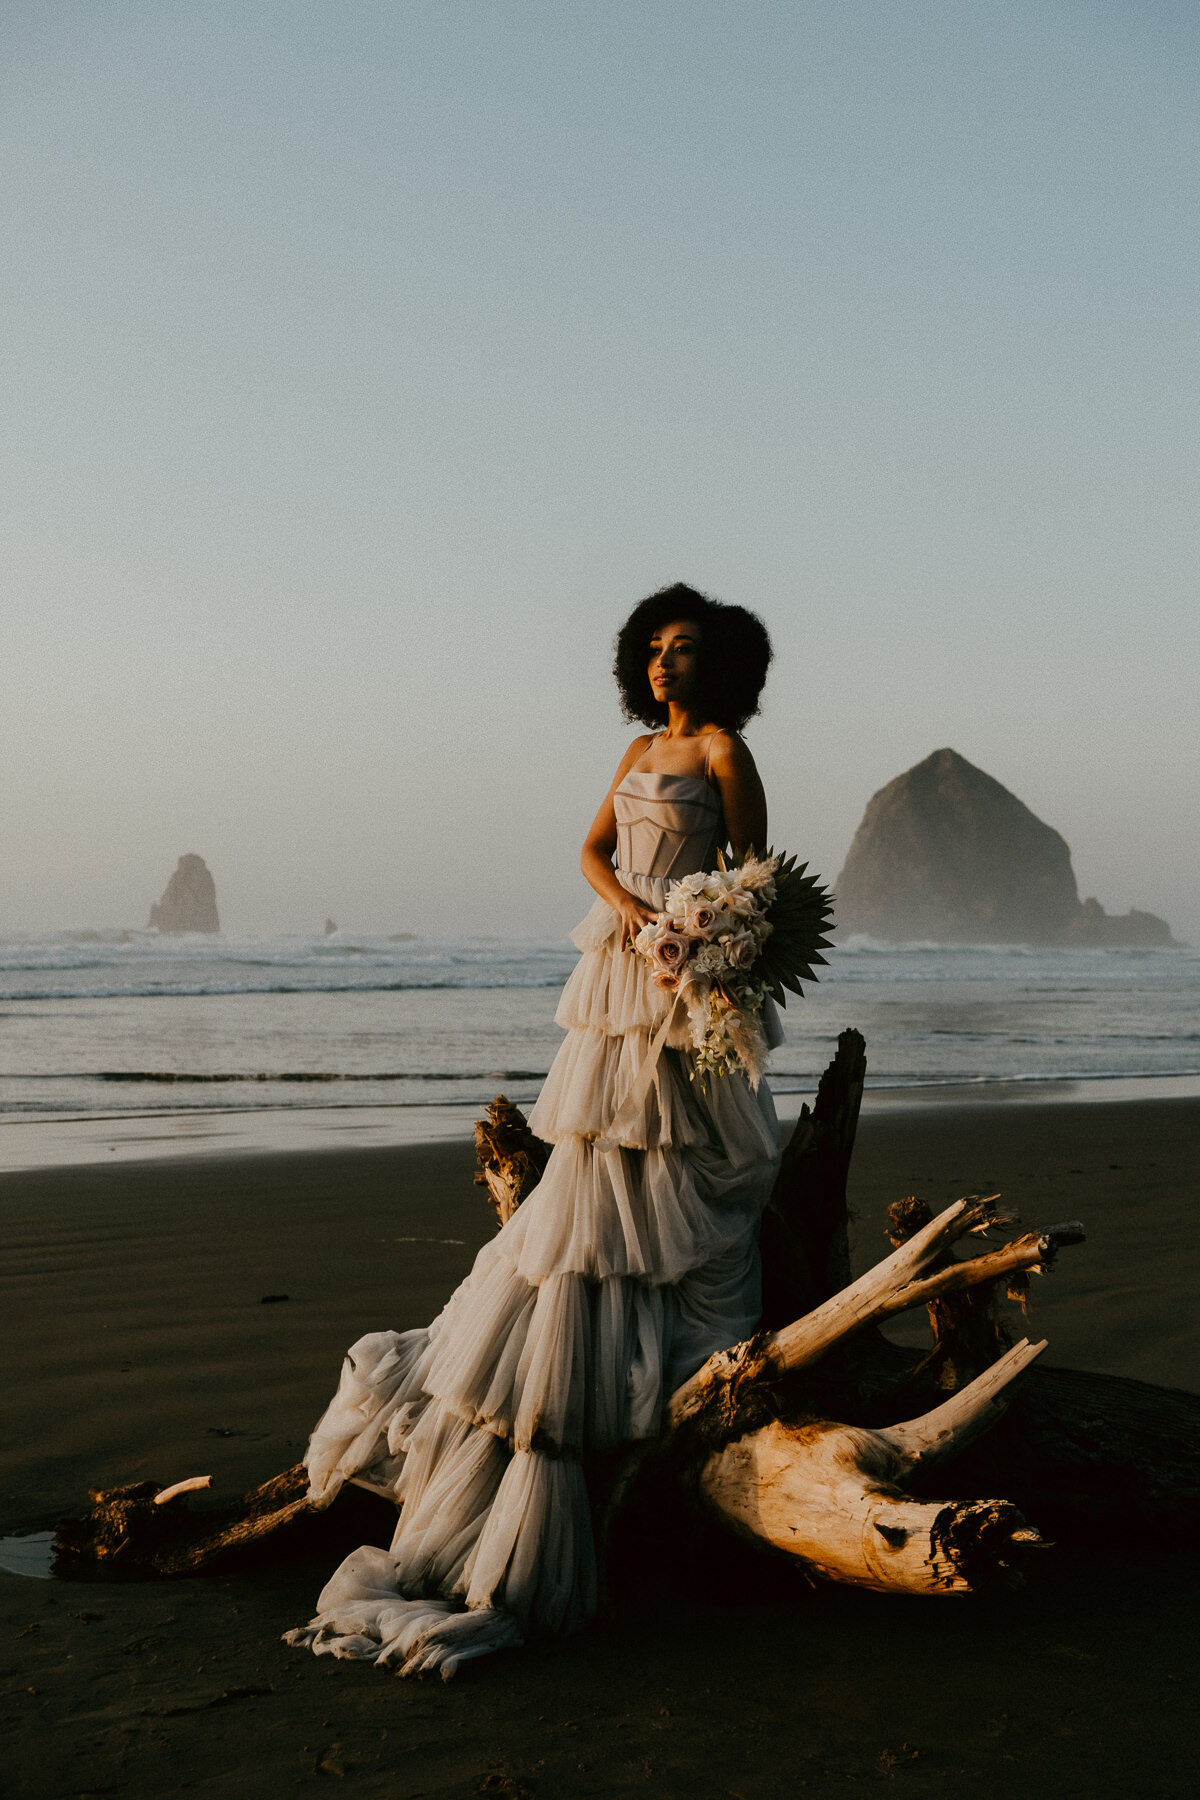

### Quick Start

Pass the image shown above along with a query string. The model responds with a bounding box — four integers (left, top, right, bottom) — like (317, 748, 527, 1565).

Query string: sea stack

(835, 749, 1177, 947)
(148, 854, 220, 934)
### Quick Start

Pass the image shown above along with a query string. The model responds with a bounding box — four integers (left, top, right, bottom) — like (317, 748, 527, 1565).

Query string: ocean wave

(0, 932, 578, 999)
(0, 931, 571, 967)
(834, 934, 1188, 959)
(6, 1058, 1198, 1090)
(2, 928, 1197, 1122)
(771, 1066, 1200, 1092)
(0, 973, 573, 1002)
(86, 1069, 550, 1084)
(836, 934, 1033, 956)
(5, 1068, 1200, 1125)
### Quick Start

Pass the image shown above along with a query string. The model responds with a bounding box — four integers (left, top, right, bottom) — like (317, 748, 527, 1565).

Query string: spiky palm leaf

(722, 846, 835, 1006)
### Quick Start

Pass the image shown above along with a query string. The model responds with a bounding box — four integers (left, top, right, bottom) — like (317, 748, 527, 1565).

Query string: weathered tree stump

(759, 1027, 864, 1323)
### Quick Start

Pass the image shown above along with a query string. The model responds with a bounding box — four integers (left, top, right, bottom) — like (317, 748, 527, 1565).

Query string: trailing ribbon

(594, 988, 687, 1154)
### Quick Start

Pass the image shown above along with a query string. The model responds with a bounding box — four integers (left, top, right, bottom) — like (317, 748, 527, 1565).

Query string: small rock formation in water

(835, 749, 1177, 947)
(1063, 897, 1177, 948)
(324, 918, 338, 936)
(147, 855, 220, 934)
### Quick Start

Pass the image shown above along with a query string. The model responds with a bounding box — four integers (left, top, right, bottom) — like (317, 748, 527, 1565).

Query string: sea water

(1, 930, 1197, 1137)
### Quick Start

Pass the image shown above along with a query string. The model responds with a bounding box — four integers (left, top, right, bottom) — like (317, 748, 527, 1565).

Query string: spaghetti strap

(703, 730, 720, 783)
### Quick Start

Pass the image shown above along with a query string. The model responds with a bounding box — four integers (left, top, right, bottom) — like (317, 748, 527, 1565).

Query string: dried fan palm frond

(752, 851, 835, 1006)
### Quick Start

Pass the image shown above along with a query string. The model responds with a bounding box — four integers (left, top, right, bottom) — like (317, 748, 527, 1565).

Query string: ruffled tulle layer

(511, 1117, 777, 1284)
(282, 1429, 593, 1675)
(286, 902, 781, 1675)
(556, 894, 692, 1042)
(529, 1023, 700, 1148)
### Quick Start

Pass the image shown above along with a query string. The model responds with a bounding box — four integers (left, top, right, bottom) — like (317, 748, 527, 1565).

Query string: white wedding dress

(284, 769, 782, 1677)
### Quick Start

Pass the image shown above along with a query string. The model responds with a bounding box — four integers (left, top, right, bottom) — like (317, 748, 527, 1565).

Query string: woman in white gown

(285, 584, 781, 1677)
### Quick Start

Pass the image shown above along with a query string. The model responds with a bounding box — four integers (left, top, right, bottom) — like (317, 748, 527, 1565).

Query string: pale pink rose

(725, 929, 757, 970)
(685, 903, 718, 937)
(649, 927, 691, 978)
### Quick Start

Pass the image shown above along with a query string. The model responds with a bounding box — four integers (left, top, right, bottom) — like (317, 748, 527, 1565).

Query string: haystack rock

(835, 749, 1177, 947)
(148, 855, 220, 934)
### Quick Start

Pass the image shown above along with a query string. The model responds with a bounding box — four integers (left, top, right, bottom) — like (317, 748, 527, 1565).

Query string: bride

(285, 583, 782, 1677)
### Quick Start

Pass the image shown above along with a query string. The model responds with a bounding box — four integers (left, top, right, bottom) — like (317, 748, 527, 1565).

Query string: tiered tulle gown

(284, 769, 782, 1677)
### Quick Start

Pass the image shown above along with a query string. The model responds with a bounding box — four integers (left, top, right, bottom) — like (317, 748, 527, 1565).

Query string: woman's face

(648, 618, 702, 708)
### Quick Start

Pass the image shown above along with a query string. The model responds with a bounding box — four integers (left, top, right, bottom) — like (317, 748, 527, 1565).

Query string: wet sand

(2, 1097, 1197, 1798)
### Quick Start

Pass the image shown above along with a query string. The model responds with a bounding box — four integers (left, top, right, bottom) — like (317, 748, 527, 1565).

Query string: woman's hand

(614, 893, 658, 952)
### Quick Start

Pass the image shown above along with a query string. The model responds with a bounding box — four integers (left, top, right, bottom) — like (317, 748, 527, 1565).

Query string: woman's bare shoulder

(708, 728, 757, 774)
(612, 732, 657, 781)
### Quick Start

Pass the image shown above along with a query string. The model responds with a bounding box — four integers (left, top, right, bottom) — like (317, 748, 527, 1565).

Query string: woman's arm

(581, 735, 660, 946)
(709, 731, 768, 859)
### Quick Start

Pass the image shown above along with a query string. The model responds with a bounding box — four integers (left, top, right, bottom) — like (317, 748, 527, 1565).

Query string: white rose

(692, 942, 726, 976)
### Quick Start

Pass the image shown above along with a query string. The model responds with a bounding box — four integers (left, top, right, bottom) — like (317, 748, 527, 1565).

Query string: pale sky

(3, 1, 1197, 941)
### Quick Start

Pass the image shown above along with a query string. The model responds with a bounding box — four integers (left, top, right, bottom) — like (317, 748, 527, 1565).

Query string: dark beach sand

(2, 1097, 1197, 1798)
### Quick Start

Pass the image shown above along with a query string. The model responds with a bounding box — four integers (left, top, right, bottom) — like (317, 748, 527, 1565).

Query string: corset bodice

(613, 769, 723, 885)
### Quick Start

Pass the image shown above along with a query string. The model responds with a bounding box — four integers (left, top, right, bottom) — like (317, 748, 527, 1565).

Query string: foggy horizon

(4, 3, 1198, 945)
(13, 726, 1193, 948)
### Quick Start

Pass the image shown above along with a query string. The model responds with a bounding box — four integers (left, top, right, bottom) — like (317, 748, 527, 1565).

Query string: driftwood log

(52, 1465, 395, 1577)
(56, 1031, 1200, 1591)
(474, 1095, 550, 1224)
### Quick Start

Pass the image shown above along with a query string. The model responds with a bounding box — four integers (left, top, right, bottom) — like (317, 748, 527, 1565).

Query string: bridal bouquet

(631, 852, 834, 1087)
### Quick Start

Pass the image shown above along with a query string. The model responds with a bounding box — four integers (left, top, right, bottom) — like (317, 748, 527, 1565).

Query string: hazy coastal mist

(2, 2, 1197, 944)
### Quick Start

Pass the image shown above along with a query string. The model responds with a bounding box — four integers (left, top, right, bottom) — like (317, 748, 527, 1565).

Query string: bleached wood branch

(696, 1338, 1050, 1594)
(878, 1336, 1049, 1469)
(669, 1196, 1073, 1429)
(153, 1475, 212, 1505)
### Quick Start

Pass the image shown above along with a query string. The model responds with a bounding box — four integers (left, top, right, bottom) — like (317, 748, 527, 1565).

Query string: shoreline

(3, 1068, 1200, 1173)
